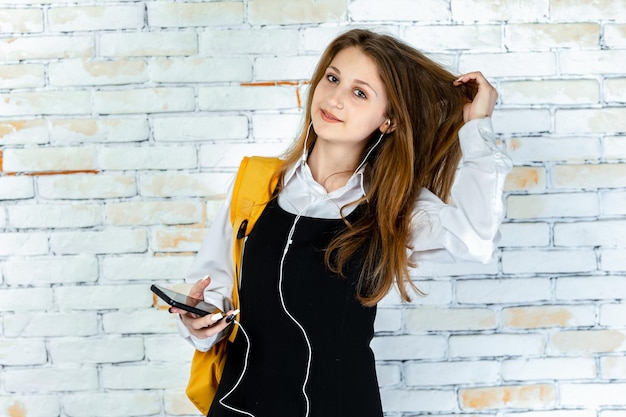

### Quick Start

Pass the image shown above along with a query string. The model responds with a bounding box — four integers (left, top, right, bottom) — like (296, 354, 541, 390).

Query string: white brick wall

(1, 0, 625, 416)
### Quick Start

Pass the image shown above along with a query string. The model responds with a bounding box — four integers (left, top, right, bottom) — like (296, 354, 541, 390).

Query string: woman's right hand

(170, 276, 236, 339)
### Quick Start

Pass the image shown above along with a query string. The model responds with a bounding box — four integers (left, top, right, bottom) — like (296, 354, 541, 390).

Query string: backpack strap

(228, 156, 282, 341)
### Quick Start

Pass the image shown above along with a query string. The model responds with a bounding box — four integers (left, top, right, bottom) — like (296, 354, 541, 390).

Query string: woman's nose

(327, 88, 344, 109)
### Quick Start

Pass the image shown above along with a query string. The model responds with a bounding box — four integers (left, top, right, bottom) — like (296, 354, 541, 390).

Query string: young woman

(173, 29, 511, 417)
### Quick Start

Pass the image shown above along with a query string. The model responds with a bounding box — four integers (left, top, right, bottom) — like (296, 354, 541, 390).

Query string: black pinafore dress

(208, 198, 383, 417)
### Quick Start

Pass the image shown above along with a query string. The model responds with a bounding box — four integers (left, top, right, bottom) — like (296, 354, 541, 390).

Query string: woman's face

(311, 47, 390, 150)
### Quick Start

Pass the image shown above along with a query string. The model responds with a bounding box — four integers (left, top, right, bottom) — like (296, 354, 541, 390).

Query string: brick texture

(1, 0, 624, 416)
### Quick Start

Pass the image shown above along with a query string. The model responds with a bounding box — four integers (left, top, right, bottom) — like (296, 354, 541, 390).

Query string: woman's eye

(327, 74, 338, 83)
(354, 89, 367, 99)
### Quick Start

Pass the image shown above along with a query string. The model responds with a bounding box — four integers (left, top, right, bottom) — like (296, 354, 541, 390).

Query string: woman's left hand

(453, 71, 498, 123)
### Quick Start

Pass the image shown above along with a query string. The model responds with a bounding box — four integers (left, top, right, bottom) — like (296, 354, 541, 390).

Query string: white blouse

(178, 117, 512, 350)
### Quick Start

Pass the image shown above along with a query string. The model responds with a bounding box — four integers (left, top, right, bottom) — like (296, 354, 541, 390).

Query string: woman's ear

(379, 118, 395, 133)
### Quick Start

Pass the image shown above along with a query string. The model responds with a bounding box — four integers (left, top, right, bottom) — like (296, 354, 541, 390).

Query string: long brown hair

(277, 29, 477, 306)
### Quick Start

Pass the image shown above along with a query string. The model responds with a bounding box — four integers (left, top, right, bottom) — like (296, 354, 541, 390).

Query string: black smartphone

(150, 284, 222, 317)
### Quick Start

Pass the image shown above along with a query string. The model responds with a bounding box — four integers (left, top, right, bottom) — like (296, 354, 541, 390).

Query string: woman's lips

(320, 109, 342, 123)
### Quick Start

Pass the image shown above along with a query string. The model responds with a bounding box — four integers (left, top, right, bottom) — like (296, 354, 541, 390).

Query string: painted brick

(0, 35, 93, 61)
(63, 392, 161, 417)
(409, 258, 499, 277)
(560, 383, 626, 407)
(139, 173, 232, 198)
(49, 229, 147, 255)
(199, 29, 299, 56)
(163, 390, 199, 416)
(601, 356, 626, 379)
(0, 64, 44, 88)
(102, 309, 178, 334)
(459, 52, 556, 77)
(153, 115, 249, 142)
(601, 249, 626, 272)
(561, 50, 626, 75)
(8, 203, 102, 228)
(148, 1, 244, 27)
(0, 339, 47, 366)
(600, 303, 626, 327)
(4, 368, 99, 393)
(504, 166, 547, 192)
(48, 5, 143, 31)
(456, 278, 551, 305)
(0, 91, 91, 116)
(502, 305, 596, 329)
(502, 250, 597, 274)
(375, 363, 401, 387)
(145, 335, 194, 362)
(0, 8, 43, 33)
(0, 288, 53, 312)
(99, 145, 196, 170)
(251, 0, 346, 24)
(105, 201, 201, 226)
(397, 280, 453, 306)
(0, 176, 35, 200)
(381, 389, 456, 413)
(374, 308, 402, 333)
(405, 361, 499, 386)
(93, 87, 195, 115)
(49, 337, 144, 364)
(551, 0, 626, 22)
(451, 0, 549, 22)
(199, 85, 298, 111)
(199, 142, 289, 169)
(2, 146, 95, 173)
(506, 193, 599, 219)
(549, 330, 626, 354)
(101, 364, 188, 390)
(405, 307, 496, 331)
(405, 25, 502, 52)
(151, 227, 210, 253)
(55, 284, 151, 310)
(0, 398, 59, 417)
(148, 57, 253, 83)
(3, 255, 98, 285)
(49, 118, 149, 144)
(371, 335, 447, 360)
(502, 357, 596, 381)
(554, 220, 626, 247)
(4, 313, 98, 337)
(500, 79, 599, 105)
(601, 190, 626, 215)
(100, 31, 197, 57)
(498, 222, 551, 247)
(450, 334, 545, 358)
(505, 23, 599, 50)
(0, 232, 48, 256)
(460, 384, 555, 410)
(251, 113, 307, 140)
(492, 109, 551, 135)
(0, 119, 47, 145)
(37, 174, 137, 199)
(553, 163, 626, 189)
(255, 56, 319, 81)
(100, 255, 192, 282)
(504, 137, 600, 164)
(49, 59, 147, 86)
(556, 108, 626, 134)
(605, 78, 626, 103)
(557, 276, 626, 301)
(604, 24, 626, 48)
(605, 136, 626, 161)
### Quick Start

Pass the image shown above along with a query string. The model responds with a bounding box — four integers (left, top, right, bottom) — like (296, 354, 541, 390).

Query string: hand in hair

(453, 71, 498, 123)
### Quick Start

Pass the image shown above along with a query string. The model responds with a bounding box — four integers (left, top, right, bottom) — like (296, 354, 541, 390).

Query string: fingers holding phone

(178, 308, 239, 339)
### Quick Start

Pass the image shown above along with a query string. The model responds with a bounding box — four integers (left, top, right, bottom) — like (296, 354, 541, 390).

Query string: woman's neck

(306, 142, 363, 193)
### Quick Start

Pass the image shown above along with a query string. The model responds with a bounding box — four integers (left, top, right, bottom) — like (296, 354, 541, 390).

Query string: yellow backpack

(186, 156, 283, 415)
